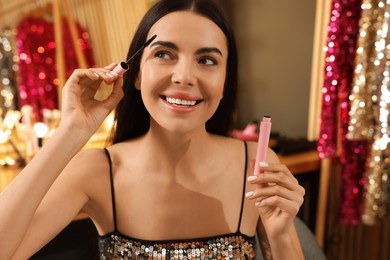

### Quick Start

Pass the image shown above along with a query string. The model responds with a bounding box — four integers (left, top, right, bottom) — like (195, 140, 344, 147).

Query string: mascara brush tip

(112, 34, 157, 76)
(145, 34, 157, 47)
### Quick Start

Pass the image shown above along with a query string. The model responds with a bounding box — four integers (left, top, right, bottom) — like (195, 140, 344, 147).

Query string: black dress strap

(236, 141, 248, 233)
(103, 148, 118, 232)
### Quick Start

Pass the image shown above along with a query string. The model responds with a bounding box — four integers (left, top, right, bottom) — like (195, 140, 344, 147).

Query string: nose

(171, 58, 195, 87)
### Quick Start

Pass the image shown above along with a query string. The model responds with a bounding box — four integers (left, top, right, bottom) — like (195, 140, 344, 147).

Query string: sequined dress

(99, 143, 257, 259)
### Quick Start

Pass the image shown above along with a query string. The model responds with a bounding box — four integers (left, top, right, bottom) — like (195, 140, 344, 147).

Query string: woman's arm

(257, 218, 304, 260)
(247, 143, 305, 259)
(0, 64, 123, 259)
(0, 123, 89, 259)
(9, 148, 110, 260)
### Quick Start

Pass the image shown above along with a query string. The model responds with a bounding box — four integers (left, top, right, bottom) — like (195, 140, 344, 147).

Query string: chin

(152, 119, 206, 136)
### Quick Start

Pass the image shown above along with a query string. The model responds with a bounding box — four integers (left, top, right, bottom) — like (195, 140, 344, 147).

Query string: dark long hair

(109, 0, 238, 144)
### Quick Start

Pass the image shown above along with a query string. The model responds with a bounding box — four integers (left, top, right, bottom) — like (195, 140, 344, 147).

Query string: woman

(0, 0, 305, 259)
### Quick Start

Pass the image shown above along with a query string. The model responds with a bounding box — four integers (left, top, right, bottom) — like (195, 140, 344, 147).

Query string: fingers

(59, 64, 124, 133)
(251, 162, 301, 188)
(254, 195, 302, 215)
(65, 69, 100, 88)
(62, 64, 124, 109)
(65, 68, 112, 89)
(92, 64, 124, 106)
(65, 64, 124, 92)
(89, 68, 119, 86)
(246, 162, 305, 214)
(102, 76, 124, 108)
(246, 184, 304, 211)
(62, 69, 99, 109)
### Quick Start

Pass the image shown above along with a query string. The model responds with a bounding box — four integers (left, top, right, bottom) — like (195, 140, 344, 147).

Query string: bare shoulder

(246, 141, 280, 163)
(210, 135, 248, 157)
(65, 148, 109, 174)
(57, 148, 110, 191)
(212, 134, 245, 147)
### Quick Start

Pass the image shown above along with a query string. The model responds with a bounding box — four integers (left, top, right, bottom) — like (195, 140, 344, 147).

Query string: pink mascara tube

(112, 34, 157, 76)
(253, 116, 272, 175)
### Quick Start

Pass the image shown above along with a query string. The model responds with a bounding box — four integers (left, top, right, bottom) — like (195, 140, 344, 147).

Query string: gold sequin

(99, 233, 256, 260)
(347, 0, 390, 225)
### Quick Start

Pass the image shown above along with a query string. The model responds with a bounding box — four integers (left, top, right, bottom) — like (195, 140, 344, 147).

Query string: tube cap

(112, 62, 129, 77)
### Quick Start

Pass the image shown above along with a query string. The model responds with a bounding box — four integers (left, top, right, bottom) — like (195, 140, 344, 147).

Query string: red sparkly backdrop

(317, 0, 371, 225)
(16, 17, 95, 122)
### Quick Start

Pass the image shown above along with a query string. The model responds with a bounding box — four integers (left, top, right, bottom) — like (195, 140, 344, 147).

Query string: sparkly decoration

(98, 233, 256, 260)
(317, 0, 365, 224)
(362, 139, 390, 225)
(317, 0, 363, 158)
(339, 139, 370, 225)
(0, 28, 20, 114)
(338, 0, 371, 224)
(358, 1, 390, 224)
(347, 0, 385, 140)
(320, 0, 390, 225)
(16, 16, 95, 122)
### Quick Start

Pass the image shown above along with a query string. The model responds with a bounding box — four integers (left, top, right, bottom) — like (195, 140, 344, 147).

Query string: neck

(142, 121, 215, 171)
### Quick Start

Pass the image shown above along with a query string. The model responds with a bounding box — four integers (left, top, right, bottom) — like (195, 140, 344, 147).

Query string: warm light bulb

(3, 110, 21, 129)
(33, 122, 48, 138)
(3, 117, 14, 129)
(0, 131, 8, 144)
(5, 157, 15, 166)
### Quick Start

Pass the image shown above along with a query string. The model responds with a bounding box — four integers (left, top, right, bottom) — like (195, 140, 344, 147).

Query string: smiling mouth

(163, 96, 203, 106)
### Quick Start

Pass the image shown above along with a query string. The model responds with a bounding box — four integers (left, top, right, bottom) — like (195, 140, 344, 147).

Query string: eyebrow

(195, 47, 223, 57)
(150, 41, 223, 57)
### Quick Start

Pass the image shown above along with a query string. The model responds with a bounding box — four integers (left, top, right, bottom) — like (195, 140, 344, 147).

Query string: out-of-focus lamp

(0, 131, 8, 144)
(0, 130, 26, 167)
(33, 122, 48, 148)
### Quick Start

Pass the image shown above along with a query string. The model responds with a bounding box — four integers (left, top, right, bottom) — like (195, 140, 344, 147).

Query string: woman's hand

(60, 63, 124, 135)
(246, 161, 305, 238)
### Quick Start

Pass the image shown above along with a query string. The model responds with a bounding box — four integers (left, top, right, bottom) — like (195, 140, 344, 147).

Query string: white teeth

(166, 97, 196, 106)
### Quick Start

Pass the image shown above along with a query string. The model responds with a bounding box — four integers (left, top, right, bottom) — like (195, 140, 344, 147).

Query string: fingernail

(247, 175, 257, 181)
(245, 191, 254, 198)
(255, 201, 262, 206)
(110, 71, 118, 76)
(106, 72, 114, 78)
(259, 162, 269, 168)
(93, 72, 100, 78)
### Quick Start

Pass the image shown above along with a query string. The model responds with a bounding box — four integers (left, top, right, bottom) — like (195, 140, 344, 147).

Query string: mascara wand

(112, 34, 157, 76)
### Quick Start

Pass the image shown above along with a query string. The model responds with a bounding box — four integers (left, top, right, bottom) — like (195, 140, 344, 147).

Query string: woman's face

(137, 11, 228, 135)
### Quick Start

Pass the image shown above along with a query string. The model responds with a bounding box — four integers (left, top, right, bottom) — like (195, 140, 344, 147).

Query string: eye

(198, 57, 217, 66)
(154, 51, 172, 60)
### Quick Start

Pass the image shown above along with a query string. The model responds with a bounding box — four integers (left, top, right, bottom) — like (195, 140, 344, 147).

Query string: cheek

(138, 68, 167, 104)
(209, 73, 226, 100)
(138, 65, 167, 88)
